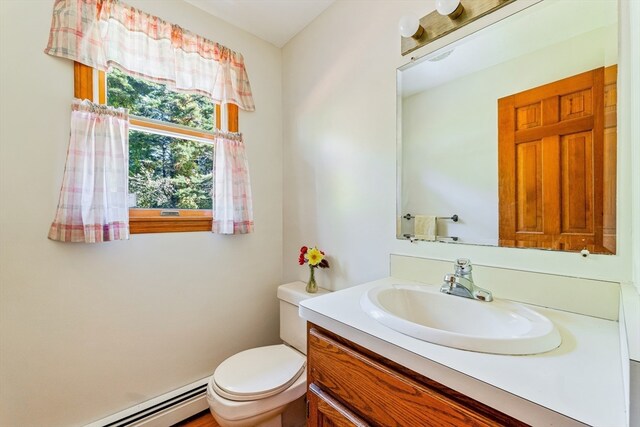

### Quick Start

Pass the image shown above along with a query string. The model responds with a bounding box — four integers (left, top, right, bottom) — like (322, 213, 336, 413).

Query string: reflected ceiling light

(436, 0, 464, 19)
(427, 49, 454, 62)
(400, 0, 515, 56)
(398, 15, 424, 39)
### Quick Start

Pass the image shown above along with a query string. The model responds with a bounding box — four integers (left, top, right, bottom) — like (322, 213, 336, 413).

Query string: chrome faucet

(440, 258, 493, 302)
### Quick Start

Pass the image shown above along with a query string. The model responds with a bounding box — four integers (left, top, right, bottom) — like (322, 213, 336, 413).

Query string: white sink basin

(360, 284, 561, 355)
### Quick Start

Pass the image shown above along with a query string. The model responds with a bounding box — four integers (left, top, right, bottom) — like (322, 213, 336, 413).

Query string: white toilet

(206, 282, 329, 427)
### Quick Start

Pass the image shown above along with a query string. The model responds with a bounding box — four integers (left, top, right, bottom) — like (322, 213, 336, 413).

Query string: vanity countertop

(300, 277, 626, 427)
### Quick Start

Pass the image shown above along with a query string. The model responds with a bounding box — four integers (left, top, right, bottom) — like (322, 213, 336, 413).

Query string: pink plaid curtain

(44, 0, 255, 111)
(213, 132, 253, 234)
(48, 99, 129, 243)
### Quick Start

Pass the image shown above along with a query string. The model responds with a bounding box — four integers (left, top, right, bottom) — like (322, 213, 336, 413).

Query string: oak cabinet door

(308, 328, 509, 427)
(308, 383, 368, 427)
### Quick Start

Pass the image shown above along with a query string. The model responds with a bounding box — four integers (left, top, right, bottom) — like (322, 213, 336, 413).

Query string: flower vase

(306, 266, 318, 293)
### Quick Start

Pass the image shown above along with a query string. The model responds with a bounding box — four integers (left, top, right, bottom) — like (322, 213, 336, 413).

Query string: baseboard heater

(85, 378, 210, 427)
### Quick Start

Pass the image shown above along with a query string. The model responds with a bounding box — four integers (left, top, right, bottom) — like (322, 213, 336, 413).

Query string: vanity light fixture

(436, 0, 464, 19)
(400, 0, 514, 56)
(398, 15, 425, 39)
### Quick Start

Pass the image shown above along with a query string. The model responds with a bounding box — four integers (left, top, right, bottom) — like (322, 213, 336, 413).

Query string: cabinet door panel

(308, 328, 499, 427)
(308, 383, 369, 427)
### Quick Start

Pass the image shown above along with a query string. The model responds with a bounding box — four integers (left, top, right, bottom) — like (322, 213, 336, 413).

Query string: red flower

(300, 246, 308, 255)
(298, 254, 305, 265)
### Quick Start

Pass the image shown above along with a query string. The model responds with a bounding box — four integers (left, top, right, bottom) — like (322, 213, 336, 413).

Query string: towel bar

(402, 214, 459, 222)
(402, 233, 459, 242)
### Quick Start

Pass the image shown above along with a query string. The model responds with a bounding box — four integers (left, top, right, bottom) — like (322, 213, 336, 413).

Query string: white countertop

(300, 277, 626, 427)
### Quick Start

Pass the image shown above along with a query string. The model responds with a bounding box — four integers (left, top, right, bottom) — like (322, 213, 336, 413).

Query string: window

(73, 62, 239, 233)
(127, 131, 213, 210)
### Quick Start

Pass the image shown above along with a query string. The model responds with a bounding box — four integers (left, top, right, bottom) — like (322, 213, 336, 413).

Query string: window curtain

(48, 99, 129, 243)
(44, 0, 255, 111)
(213, 132, 253, 234)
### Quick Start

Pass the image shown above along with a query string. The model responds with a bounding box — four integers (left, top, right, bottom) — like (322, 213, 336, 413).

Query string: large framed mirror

(397, 0, 618, 254)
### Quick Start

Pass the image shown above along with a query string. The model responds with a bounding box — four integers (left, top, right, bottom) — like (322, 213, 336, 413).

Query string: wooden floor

(172, 410, 220, 427)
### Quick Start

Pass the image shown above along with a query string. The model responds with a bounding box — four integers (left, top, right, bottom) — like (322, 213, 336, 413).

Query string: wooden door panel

(516, 103, 541, 130)
(515, 141, 542, 232)
(560, 88, 593, 120)
(542, 96, 560, 125)
(513, 116, 593, 144)
(541, 135, 561, 238)
(560, 131, 593, 234)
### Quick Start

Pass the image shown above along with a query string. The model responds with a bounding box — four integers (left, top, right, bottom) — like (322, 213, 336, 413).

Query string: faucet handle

(443, 273, 457, 285)
(440, 273, 457, 293)
(455, 258, 472, 274)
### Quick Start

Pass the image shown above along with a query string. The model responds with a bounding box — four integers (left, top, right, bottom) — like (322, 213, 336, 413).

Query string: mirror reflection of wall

(399, 0, 617, 254)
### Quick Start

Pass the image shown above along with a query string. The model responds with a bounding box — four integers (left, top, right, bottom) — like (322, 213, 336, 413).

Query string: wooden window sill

(129, 209, 212, 234)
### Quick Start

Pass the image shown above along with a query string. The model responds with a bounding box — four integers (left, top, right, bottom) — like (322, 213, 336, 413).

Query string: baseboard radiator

(85, 378, 210, 427)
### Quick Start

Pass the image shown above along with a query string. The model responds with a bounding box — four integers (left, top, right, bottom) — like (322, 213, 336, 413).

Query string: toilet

(206, 282, 329, 427)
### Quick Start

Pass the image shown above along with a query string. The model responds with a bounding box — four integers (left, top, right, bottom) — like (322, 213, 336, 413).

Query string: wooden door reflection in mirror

(498, 66, 617, 254)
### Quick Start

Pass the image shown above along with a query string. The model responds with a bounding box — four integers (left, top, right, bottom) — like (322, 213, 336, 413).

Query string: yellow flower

(305, 247, 324, 266)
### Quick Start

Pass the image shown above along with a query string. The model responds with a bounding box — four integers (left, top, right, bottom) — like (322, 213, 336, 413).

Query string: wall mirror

(397, 0, 618, 254)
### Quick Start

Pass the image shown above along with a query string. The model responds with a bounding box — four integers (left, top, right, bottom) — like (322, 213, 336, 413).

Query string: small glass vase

(306, 266, 318, 293)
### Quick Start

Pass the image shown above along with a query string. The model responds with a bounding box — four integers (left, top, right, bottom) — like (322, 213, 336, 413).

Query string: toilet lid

(213, 344, 306, 401)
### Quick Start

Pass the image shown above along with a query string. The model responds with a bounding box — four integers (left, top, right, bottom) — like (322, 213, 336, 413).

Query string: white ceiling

(184, 0, 335, 48)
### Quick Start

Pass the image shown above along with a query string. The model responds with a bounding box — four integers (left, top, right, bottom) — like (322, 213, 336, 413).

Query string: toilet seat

(212, 344, 306, 401)
(206, 366, 307, 424)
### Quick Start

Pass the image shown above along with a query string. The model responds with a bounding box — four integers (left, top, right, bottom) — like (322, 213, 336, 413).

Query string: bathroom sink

(360, 284, 561, 355)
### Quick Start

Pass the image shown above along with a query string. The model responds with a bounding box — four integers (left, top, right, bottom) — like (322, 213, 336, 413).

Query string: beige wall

(282, 0, 636, 289)
(1, 0, 638, 425)
(0, 1, 283, 426)
(281, 0, 402, 290)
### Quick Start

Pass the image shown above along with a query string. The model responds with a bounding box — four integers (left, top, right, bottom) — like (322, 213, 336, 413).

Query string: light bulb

(436, 0, 464, 18)
(398, 15, 423, 39)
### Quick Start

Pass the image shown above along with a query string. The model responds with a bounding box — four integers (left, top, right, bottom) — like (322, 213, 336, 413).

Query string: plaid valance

(44, 0, 255, 111)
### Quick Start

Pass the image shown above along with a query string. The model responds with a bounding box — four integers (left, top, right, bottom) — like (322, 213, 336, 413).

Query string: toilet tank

(277, 281, 330, 354)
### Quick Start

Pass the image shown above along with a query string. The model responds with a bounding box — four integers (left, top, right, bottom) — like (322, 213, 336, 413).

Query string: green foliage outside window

(107, 68, 215, 210)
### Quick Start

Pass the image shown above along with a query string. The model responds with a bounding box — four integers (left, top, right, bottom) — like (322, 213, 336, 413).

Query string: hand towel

(414, 215, 437, 241)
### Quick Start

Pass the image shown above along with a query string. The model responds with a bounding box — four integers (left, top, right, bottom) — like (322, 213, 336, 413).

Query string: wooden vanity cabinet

(306, 324, 528, 427)
(308, 383, 368, 427)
